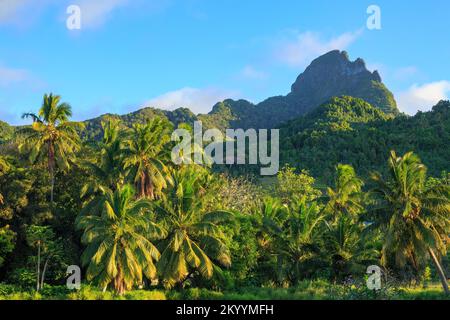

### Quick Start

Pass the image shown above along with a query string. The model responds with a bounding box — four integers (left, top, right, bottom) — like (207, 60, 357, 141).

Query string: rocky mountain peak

(291, 50, 382, 93)
(287, 50, 397, 115)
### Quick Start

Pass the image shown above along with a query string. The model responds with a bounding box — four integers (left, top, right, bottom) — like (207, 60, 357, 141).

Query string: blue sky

(0, 0, 449, 124)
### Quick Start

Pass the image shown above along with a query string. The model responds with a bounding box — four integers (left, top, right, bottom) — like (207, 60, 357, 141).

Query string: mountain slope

(0, 121, 13, 143)
(202, 50, 398, 129)
(280, 98, 449, 181)
(82, 107, 198, 140)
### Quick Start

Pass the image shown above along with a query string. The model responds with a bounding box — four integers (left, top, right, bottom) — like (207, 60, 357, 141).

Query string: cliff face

(288, 50, 397, 115)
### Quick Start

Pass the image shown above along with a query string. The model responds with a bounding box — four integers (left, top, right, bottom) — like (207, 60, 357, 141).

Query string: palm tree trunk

(36, 242, 41, 292)
(147, 180, 154, 200)
(50, 167, 55, 204)
(48, 141, 55, 204)
(140, 173, 145, 198)
(115, 265, 126, 295)
(428, 248, 449, 294)
(40, 255, 52, 290)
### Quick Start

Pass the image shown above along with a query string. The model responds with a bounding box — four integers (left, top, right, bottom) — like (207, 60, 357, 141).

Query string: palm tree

(322, 164, 364, 220)
(368, 151, 450, 293)
(81, 119, 125, 214)
(323, 215, 379, 281)
(251, 198, 288, 251)
(154, 168, 234, 288)
(0, 156, 10, 204)
(277, 200, 326, 283)
(86, 119, 125, 190)
(76, 185, 166, 294)
(123, 118, 172, 199)
(20, 93, 83, 203)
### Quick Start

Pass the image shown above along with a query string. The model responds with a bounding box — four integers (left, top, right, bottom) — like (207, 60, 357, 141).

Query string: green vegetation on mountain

(280, 98, 450, 182)
(82, 107, 197, 141)
(0, 121, 13, 144)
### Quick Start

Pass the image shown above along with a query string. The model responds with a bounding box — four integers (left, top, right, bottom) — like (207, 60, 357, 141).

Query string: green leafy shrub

(124, 290, 167, 300)
(67, 285, 117, 300)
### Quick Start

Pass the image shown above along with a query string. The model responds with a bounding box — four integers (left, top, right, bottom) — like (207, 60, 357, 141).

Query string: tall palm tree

(322, 164, 364, 220)
(368, 151, 450, 293)
(87, 119, 125, 189)
(154, 167, 234, 288)
(123, 118, 172, 199)
(76, 185, 166, 294)
(0, 156, 10, 204)
(20, 93, 83, 203)
(81, 119, 125, 212)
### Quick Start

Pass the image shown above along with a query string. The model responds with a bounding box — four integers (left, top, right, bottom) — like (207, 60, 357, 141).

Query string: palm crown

(368, 151, 450, 292)
(123, 118, 172, 199)
(76, 184, 166, 294)
(154, 167, 234, 288)
(322, 164, 364, 220)
(20, 93, 83, 202)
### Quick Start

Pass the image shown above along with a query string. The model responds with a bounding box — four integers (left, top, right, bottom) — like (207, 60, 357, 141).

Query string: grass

(0, 282, 448, 300)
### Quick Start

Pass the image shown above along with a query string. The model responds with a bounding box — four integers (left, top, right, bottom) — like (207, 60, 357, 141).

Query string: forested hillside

(280, 98, 450, 182)
(0, 121, 13, 144)
(82, 107, 198, 141)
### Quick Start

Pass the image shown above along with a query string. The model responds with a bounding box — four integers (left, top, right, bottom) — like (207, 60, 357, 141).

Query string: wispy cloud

(0, 62, 47, 92)
(0, 0, 37, 24)
(0, 64, 29, 86)
(146, 87, 239, 115)
(397, 81, 450, 115)
(393, 66, 418, 81)
(275, 29, 363, 68)
(76, 0, 129, 28)
(367, 63, 419, 83)
(0, 0, 166, 28)
(238, 65, 269, 81)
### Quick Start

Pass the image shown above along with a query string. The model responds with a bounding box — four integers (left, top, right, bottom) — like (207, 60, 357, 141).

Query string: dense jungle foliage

(0, 93, 449, 300)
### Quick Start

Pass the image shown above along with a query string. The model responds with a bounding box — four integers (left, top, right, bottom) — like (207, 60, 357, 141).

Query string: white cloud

(146, 87, 239, 115)
(366, 63, 420, 83)
(76, 0, 129, 28)
(238, 65, 268, 80)
(393, 66, 418, 80)
(0, 0, 139, 27)
(397, 81, 450, 115)
(276, 29, 363, 67)
(0, 0, 32, 23)
(0, 64, 29, 87)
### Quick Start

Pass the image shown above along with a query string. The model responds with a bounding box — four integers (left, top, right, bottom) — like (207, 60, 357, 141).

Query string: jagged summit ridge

(206, 50, 398, 129)
(291, 50, 382, 94)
